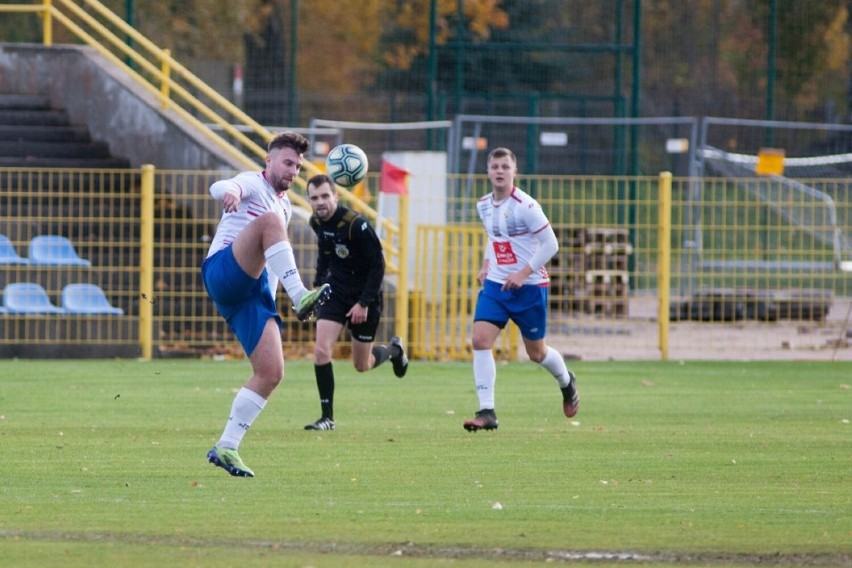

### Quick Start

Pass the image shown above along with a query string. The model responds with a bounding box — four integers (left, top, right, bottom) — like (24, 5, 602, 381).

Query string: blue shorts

(202, 245, 281, 356)
(474, 279, 549, 340)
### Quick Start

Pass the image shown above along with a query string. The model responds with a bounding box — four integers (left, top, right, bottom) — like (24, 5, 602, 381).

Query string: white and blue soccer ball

(325, 144, 369, 187)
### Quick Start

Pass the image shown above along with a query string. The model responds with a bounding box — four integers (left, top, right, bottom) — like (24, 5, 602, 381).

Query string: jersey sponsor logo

(335, 244, 350, 258)
(492, 241, 517, 265)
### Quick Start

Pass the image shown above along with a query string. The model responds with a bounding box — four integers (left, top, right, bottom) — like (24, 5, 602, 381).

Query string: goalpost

(696, 118, 852, 277)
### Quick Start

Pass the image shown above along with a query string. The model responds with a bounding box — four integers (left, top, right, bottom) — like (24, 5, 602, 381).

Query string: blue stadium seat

(0, 235, 28, 265)
(2, 282, 65, 314)
(61, 283, 124, 315)
(28, 235, 92, 267)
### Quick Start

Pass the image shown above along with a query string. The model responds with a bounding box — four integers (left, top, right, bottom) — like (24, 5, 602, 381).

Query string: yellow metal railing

(1, 168, 850, 360)
(411, 224, 519, 361)
(0, 0, 400, 271)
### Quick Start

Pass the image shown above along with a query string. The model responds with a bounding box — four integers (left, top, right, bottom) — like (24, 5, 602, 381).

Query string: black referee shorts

(316, 289, 383, 343)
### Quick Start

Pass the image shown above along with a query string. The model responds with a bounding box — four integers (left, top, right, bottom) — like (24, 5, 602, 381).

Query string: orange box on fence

(756, 148, 785, 176)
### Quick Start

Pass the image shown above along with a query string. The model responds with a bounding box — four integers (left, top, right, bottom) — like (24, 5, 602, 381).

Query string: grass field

(0, 358, 849, 567)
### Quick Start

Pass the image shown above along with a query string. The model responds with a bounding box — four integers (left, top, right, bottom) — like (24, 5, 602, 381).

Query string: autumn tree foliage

(7, 0, 849, 122)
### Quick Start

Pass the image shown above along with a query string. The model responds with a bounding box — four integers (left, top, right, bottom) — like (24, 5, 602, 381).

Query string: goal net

(698, 145, 850, 270)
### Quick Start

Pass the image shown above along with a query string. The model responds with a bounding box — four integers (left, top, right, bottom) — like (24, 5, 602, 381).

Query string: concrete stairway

(0, 94, 130, 168)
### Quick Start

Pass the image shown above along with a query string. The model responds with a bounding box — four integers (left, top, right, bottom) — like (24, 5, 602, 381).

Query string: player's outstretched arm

(210, 180, 243, 213)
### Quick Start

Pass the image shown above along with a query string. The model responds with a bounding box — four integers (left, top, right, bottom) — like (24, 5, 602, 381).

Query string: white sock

(218, 387, 267, 450)
(540, 346, 572, 388)
(264, 241, 308, 303)
(472, 349, 496, 410)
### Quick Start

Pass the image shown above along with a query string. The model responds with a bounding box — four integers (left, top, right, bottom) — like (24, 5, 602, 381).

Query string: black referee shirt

(309, 205, 385, 307)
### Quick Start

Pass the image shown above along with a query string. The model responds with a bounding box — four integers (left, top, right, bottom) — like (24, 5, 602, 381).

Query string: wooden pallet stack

(549, 226, 587, 313)
(550, 226, 632, 317)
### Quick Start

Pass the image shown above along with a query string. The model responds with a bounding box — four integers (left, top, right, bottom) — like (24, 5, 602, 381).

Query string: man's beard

(271, 175, 289, 193)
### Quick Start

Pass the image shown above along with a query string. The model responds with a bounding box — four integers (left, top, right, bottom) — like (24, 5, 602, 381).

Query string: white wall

(377, 151, 447, 293)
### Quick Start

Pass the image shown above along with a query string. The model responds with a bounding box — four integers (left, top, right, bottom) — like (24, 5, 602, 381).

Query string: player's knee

(269, 363, 285, 385)
(314, 344, 333, 365)
(258, 212, 287, 236)
(255, 366, 283, 390)
(268, 372, 283, 388)
(526, 345, 547, 363)
(471, 336, 493, 350)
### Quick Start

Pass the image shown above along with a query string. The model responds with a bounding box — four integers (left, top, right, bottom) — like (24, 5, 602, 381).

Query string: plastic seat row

(0, 234, 91, 266)
(0, 283, 123, 315)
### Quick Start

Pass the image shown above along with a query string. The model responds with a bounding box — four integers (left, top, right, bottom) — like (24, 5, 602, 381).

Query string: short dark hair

(307, 173, 335, 192)
(268, 131, 310, 155)
(487, 147, 517, 164)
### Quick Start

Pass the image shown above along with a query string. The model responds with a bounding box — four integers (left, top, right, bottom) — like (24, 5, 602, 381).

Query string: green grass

(0, 359, 849, 567)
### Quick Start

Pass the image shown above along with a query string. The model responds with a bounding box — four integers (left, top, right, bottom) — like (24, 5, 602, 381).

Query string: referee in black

(303, 174, 408, 431)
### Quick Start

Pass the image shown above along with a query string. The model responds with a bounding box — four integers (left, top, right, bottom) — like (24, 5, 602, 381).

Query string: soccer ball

(325, 144, 369, 187)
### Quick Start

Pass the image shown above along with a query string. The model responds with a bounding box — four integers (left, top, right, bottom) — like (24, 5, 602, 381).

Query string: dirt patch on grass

(2, 530, 849, 566)
(548, 297, 852, 361)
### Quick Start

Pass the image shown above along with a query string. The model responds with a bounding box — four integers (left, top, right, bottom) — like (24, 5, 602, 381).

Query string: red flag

(380, 159, 410, 195)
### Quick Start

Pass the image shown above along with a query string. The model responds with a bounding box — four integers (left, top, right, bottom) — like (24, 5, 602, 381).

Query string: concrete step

(0, 124, 91, 143)
(0, 94, 52, 110)
(0, 139, 112, 159)
(0, 109, 70, 127)
(0, 155, 131, 168)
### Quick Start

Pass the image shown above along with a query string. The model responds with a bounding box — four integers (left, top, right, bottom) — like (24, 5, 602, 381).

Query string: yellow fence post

(160, 49, 171, 109)
(42, 0, 52, 46)
(658, 172, 672, 361)
(396, 192, 410, 344)
(139, 164, 155, 360)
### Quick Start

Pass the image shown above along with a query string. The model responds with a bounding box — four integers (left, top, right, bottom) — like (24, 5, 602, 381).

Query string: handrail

(56, 0, 270, 159)
(0, 0, 400, 271)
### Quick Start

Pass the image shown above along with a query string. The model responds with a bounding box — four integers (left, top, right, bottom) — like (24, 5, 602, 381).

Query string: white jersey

(476, 186, 552, 286)
(206, 170, 293, 295)
(206, 170, 293, 257)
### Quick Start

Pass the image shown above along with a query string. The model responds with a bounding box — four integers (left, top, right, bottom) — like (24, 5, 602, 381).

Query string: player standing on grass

(463, 147, 579, 432)
(203, 131, 331, 477)
(303, 174, 408, 431)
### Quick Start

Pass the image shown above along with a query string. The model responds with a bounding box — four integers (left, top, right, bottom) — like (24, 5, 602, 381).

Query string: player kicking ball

(203, 132, 331, 477)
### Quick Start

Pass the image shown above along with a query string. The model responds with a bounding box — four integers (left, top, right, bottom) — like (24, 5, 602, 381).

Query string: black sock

(315, 362, 335, 419)
(371, 344, 391, 368)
